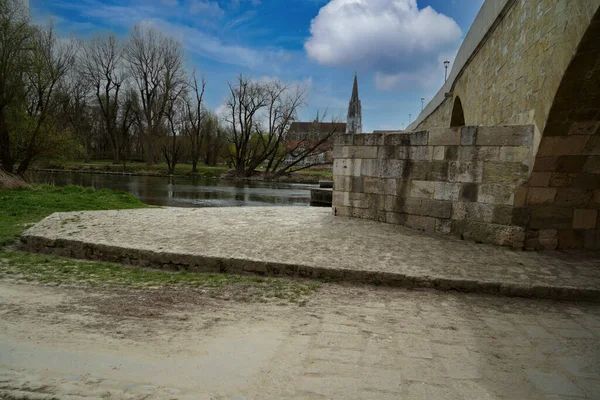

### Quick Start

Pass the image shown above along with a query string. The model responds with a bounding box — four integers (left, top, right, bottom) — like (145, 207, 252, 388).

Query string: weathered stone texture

(333, 127, 533, 248)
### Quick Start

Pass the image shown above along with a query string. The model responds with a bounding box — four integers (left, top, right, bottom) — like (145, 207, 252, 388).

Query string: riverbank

(0, 184, 318, 302)
(36, 160, 332, 184)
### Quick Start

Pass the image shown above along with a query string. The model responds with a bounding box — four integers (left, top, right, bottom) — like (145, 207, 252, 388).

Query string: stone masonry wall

(332, 126, 533, 248)
(414, 0, 599, 141)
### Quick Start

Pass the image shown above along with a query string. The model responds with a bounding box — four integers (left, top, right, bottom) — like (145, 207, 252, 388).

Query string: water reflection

(27, 171, 315, 208)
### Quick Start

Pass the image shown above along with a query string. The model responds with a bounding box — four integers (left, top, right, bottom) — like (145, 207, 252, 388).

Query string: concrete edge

(19, 234, 600, 303)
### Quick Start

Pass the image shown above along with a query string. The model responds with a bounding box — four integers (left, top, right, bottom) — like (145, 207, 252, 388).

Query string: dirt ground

(1, 280, 600, 399)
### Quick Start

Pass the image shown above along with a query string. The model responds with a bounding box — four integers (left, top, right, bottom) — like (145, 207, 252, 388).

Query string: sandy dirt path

(1, 281, 600, 399)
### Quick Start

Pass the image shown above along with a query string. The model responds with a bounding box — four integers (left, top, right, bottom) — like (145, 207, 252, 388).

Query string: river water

(27, 171, 316, 208)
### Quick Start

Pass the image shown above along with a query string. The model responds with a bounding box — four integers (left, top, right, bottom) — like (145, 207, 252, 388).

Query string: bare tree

(125, 25, 186, 166)
(80, 34, 128, 164)
(183, 69, 206, 172)
(224, 75, 310, 178)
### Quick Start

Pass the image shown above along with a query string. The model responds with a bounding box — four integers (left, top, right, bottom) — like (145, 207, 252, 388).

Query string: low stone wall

(332, 126, 533, 248)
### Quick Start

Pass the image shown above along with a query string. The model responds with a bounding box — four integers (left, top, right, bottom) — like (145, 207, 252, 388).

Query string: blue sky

(31, 0, 484, 132)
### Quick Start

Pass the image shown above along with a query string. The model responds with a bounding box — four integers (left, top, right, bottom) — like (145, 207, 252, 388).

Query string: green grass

(0, 184, 319, 303)
(0, 185, 148, 246)
(0, 249, 319, 303)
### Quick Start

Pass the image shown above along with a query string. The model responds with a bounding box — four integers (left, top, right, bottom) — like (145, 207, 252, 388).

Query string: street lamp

(421, 97, 425, 111)
(444, 60, 450, 82)
(409, 113, 412, 124)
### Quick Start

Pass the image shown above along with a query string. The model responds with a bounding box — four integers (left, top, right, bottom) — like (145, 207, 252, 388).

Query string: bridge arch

(450, 96, 465, 127)
(523, 7, 600, 250)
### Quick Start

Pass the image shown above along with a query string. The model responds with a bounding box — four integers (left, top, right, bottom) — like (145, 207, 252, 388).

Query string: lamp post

(409, 113, 412, 124)
(421, 97, 425, 111)
(444, 60, 450, 82)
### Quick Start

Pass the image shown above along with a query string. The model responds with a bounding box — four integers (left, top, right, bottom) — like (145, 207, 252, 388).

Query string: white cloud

(305, 0, 461, 90)
(189, 0, 224, 17)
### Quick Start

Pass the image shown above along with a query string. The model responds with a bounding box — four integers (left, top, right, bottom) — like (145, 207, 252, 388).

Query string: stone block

(384, 134, 411, 146)
(334, 135, 353, 146)
(385, 211, 407, 225)
(408, 131, 429, 145)
(429, 128, 461, 145)
(583, 156, 600, 173)
(405, 214, 436, 232)
(444, 146, 459, 160)
(460, 126, 478, 145)
(349, 159, 362, 177)
(452, 202, 513, 225)
(401, 160, 429, 180)
(380, 159, 405, 178)
(513, 187, 528, 207)
(592, 190, 600, 207)
(533, 157, 558, 172)
(482, 162, 529, 184)
(573, 209, 598, 229)
(582, 135, 600, 155)
(557, 230, 585, 249)
(475, 126, 533, 146)
(435, 218, 452, 234)
(556, 155, 588, 172)
(529, 172, 552, 187)
(457, 146, 500, 162)
(585, 229, 600, 251)
(499, 146, 530, 163)
(349, 192, 378, 209)
(360, 159, 380, 177)
(410, 180, 435, 199)
(352, 207, 378, 220)
(426, 162, 449, 181)
(568, 121, 600, 136)
(377, 145, 395, 159)
(526, 187, 557, 205)
(529, 206, 574, 229)
(447, 162, 484, 183)
(548, 172, 574, 187)
(353, 135, 364, 146)
(363, 134, 383, 146)
(433, 146, 445, 161)
(332, 146, 344, 159)
(478, 184, 515, 205)
(350, 176, 364, 192)
(554, 189, 593, 208)
(420, 199, 453, 219)
(453, 221, 525, 248)
(333, 205, 352, 217)
(363, 177, 385, 195)
(383, 179, 397, 196)
(511, 207, 530, 227)
(332, 191, 350, 207)
(460, 183, 479, 202)
(434, 182, 461, 201)
(394, 179, 411, 197)
(572, 172, 600, 190)
(408, 146, 431, 160)
(333, 159, 351, 176)
(348, 146, 377, 159)
(399, 197, 423, 215)
(537, 135, 589, 156)
(333, 176, 348, 192)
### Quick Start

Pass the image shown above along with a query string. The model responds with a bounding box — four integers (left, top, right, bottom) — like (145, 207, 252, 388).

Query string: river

(27, 171, 316, 208)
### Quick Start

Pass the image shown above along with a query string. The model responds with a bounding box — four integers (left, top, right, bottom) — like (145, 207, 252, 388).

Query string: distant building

(346, 74, 362, 134)
(284, 119, 346, 166)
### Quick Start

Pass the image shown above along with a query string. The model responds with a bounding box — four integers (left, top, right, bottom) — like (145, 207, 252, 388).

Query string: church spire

(346, 73, 362, 134)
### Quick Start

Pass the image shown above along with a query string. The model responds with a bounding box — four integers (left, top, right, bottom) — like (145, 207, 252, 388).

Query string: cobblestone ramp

(20, 207, 600, 302)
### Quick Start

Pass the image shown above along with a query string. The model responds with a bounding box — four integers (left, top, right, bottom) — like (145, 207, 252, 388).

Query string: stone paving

(1, 282, 600, 399)
(21, 207, 600, 301)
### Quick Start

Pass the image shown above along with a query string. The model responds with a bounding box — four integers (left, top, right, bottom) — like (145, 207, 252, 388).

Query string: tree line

(0, 0, 340, 178)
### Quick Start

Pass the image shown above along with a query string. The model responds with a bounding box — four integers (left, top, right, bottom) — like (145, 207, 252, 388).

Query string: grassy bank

(40, 160, 332, 183)
(0, 185, 147, 246)
(0, 184, 318, 303)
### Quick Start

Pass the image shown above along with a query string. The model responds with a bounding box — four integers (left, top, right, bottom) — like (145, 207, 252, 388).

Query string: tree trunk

(0, 108, 13, 173)
(192, 159, 198, 173)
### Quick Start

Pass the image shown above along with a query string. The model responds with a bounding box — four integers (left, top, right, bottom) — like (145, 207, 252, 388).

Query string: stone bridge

(333, 0, 600, 250)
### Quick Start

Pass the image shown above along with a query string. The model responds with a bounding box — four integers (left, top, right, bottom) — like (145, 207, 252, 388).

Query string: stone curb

(19, 234, 600, 303)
